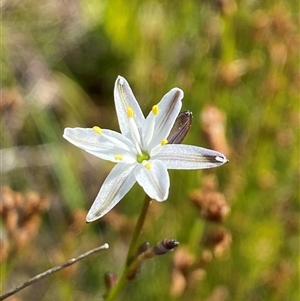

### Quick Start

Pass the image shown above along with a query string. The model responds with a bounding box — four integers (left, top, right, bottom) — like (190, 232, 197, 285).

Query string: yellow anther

(127, 107, 134, 118)
(115, 154, 123, 160)
(152, 105, 159, 115)
(145, 163, 152, 169)
(93, 126, 103, 135)
(161, 139, 168, 146)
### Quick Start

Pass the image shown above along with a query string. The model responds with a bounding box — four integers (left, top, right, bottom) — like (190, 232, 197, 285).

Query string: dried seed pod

(190, 175, 230, 222)
(190, 189, 230, 222)
(153, 239, 179, 255)
(0, 186, 49, 259)
(202, 227, 232, 257)
(127, 239, 180, 280)
(136, 241, 151, 255)
(104, 272, 117, 290)
(127, 242, 150, 280)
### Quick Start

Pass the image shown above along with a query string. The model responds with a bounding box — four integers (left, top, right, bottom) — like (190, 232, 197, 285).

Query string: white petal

(114, 76, 145, 137)
(143, 88, 183, 150)
(63, 127, 136, 163)
(154, 144, 228, 169)
(134, 160, 170, 202)
(86, 164, 137, 222)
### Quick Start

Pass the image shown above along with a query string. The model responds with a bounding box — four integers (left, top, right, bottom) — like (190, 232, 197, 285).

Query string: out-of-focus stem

(105, 194, 152, 301)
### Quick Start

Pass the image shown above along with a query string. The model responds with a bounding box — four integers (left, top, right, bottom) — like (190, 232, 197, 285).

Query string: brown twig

(0, 243, 109, 300)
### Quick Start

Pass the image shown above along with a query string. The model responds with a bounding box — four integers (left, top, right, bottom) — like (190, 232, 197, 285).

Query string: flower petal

(63, 127, 136, 163)
(154, 144, 228, 169)
(143, 88, 183, 151)
(134, 160, 170, 202)
(114, 76, 145, 137)
(86, 163, 137, 222)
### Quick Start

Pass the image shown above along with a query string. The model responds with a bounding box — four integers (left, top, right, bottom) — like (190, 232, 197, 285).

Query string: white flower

(63, 76, 228, 222)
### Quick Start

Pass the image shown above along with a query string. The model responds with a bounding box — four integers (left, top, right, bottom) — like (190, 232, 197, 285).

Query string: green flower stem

(126, 194, 152, 264)
(105, 194, 152, 301)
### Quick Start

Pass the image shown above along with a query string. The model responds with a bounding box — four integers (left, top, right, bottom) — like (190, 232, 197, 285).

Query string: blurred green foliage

(1, 0, 299, 300)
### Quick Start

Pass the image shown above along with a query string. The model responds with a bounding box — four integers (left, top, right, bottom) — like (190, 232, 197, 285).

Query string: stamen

(150, 141, 167, 157)
(93, 126, 102, 135)
(161, 139, 168, 146)
(115, 154, 123, 160)
(127, 107, 134, 118)
(127, 115, 143, 155)
(152, 105, 159, 115)
(143, 107, 158, 148)
(102, 133, 131, 152)
(144, 162, 152, 169)
(144, 118, 155, 148)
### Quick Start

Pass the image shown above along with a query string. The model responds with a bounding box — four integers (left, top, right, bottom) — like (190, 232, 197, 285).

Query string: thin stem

(0, 243, 109, 301)
(126, 194, 152, 264)
(105, 194, 152, 301)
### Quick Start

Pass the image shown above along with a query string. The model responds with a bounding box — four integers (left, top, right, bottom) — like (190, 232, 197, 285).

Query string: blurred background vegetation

(1, 0, 299, 300)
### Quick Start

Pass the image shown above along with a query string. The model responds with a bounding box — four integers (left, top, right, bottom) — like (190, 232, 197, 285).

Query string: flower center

(137, 151, 150, 163)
